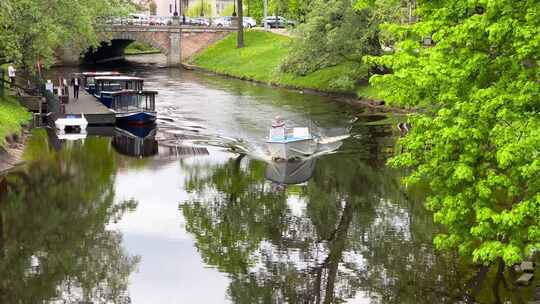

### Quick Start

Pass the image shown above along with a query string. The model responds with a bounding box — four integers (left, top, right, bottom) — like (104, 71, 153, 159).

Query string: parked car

(129, 13, 150, 26)
(190, 17, 210, 26)
(215, 16, 255, 28)
(148, 16, 166, 26)
(105, 17, 123, 25)
(263, 16, 296, 28)
(243, 17, 256, 28)
(214, 16, 233, 27)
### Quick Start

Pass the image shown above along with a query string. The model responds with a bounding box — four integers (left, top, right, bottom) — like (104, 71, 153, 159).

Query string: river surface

(0, 59, 500, 303)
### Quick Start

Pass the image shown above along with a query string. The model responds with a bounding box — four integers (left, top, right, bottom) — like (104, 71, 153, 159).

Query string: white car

(243, 17, 256, 28)
(214, 17, 233, 27)
(129, 13, 149, 26)
(214, 16, 255, 28)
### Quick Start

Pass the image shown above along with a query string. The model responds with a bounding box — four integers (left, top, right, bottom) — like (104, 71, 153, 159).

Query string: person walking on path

(62, 78, 69, 97)
(71, 76, 80, 100)
(7, 65, 16, 88)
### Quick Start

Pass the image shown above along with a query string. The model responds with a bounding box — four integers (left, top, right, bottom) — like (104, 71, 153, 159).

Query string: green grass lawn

(192, 31, 367, 94)
(0, 94, 31, 147)
(124, 41, 161, 55)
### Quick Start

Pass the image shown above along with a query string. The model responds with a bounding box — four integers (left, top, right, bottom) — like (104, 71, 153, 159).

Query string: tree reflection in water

(180, 153, 475, 304)
(0, 129, 139, 304)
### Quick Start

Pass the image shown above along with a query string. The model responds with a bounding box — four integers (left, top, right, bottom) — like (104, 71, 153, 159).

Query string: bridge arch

(107, 31, 171, 56)
(64, 26, 235, 67)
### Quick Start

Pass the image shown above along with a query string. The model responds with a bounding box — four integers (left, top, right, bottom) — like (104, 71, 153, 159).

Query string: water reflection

(180, 152, 469, 303)
(0, 129, 139, 303)
(112, 125, 158, 158)
(265, 159, 316, 185)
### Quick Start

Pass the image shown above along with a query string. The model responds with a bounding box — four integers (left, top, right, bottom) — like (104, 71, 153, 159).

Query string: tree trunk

(323, 201, 353, 304)
(493, 259, 505, 304)
(237, 0, 244, 48)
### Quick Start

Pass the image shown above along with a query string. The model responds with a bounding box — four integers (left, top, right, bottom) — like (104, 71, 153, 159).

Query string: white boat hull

(54, 115, 88, 131)
(266, 139, 318, 160)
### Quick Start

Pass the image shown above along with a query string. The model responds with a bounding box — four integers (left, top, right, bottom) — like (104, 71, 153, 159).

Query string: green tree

(185, 0, 213, 17)
(279, 0, 396, 91)
(149, 0, 157, 15)
(221, 2, 247, 17)
(367, 0, 540, 275)
(0, 0, 134, 70)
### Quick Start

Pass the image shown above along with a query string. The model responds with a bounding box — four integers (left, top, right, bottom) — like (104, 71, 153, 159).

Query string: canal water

(0, 59, 493, 303)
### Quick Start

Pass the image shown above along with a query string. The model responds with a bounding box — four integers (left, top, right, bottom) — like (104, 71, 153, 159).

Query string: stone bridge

(60, 25, 236, 66)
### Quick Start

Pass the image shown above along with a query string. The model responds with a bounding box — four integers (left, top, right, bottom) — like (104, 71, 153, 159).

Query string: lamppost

(232, 0, 237, 17)
(173, 0, 178, 16)
(263, 0, 268, 28)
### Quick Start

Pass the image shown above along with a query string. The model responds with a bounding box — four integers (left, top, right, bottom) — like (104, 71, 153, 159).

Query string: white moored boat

(54, 114, 88, 132)
(266, 117, 318, 160)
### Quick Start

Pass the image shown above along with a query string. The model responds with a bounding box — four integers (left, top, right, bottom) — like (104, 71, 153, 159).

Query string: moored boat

(79, 71, 122, 94)
(94, 76, 144, 107)
(109, 89, 158, 124)
(54, 114, 88, 132)
(93, 76, 156, 124)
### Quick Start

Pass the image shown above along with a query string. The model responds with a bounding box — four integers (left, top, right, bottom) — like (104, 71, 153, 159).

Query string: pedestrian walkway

(63, 87, 115, 125)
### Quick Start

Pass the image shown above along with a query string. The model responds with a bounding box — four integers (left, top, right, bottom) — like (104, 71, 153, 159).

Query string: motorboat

(93, 76, 156, 124)
(265, 116, 351, 160)
(266, 117, 317, 160)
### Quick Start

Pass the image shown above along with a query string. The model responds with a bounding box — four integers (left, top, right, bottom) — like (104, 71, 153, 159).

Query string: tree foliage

(185, 0, 214, 17)
(0, 0, 135, 69)
(0, 130, 139, 303)
(279, 0, 404, 90)
(368, 0, 540, 266)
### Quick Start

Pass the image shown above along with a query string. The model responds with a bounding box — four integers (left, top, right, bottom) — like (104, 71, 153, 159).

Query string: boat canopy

(82, 71, 121, 76)
(94, 76, 144, 94)
(94, 76, 144, 81)
(105, 89, 157, 112)
(80, 72, 122, 88)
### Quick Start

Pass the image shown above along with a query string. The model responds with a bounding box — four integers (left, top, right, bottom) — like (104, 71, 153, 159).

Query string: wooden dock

(64, 87, 115, 125)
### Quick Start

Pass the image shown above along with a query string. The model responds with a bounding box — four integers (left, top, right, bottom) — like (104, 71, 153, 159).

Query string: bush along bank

(189, 30, 383, 101)
(0, 93, 32, 173)
(0, 94, 31, 147)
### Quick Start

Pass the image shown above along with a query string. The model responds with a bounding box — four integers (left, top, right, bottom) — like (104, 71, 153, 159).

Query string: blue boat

(108, 89, 158, 124)
(93, 76, 157, 124)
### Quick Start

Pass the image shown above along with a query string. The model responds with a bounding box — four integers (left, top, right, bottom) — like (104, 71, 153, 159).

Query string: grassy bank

(124, 41, 161, 55)
(191, 31, 380, 98)
(0, 94, 31, 146)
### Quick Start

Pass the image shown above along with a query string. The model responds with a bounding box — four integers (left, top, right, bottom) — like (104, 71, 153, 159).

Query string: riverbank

(0, 94, 32, 146)
(0, 94, 32, 174)
(189, 30, 385, 105)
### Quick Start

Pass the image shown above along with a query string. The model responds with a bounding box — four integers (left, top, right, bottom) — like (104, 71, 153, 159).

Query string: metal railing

(95, 16, 237, 28)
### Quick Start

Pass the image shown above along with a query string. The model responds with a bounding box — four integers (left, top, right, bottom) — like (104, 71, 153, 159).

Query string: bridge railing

(95, 16, 237, 28)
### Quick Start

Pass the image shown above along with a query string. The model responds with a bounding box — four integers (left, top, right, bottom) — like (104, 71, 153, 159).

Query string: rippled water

(0, 60, 511, 303)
